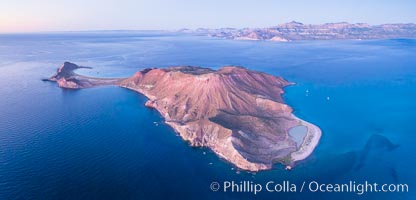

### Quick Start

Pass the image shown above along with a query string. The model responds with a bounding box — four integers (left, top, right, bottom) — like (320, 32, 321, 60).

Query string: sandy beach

(290, 114, 322, 163)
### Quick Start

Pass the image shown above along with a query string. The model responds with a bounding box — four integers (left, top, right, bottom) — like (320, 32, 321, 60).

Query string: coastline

(289, 114, 322, 164)
(48, 62, 322, 171)
(122, 85, 271, 171)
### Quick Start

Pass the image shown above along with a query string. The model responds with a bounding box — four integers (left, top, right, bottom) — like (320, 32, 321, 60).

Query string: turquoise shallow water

(0, 33, 415, 199)
(288, 126, 307, 148)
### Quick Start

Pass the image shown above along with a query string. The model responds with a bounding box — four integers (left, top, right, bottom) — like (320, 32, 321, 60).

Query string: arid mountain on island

(188, 21, 416, 41)
(46, 62, 321, 171)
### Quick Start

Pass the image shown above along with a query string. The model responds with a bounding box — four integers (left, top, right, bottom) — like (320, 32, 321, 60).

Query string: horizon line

(1, 21, 416, 35)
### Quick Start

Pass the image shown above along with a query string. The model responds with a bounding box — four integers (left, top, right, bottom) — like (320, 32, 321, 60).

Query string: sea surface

(0, 32, 415, 199)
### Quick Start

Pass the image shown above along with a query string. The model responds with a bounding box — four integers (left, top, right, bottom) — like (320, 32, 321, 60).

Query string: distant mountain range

(180, 21, 416, 41)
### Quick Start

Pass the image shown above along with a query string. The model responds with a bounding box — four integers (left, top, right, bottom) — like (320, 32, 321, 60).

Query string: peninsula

(47, 62, 321, 171)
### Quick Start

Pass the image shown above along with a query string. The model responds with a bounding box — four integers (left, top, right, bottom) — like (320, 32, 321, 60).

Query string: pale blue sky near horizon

(0, 0, 415, 32)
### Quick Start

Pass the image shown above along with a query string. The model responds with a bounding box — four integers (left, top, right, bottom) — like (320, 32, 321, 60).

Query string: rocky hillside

(48, 62, 320, 171)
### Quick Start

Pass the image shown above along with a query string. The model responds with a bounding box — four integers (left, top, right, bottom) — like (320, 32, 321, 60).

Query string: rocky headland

(47, 62, 321, 171)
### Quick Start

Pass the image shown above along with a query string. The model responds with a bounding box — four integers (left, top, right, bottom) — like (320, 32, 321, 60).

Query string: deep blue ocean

(0, 32, 415, 199)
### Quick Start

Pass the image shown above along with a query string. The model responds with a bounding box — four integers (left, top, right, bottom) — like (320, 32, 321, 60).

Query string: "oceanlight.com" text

(209, 181, 409, 195)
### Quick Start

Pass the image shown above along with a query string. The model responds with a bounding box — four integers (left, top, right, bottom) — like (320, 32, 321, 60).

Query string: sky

(0, 0, 415, 33)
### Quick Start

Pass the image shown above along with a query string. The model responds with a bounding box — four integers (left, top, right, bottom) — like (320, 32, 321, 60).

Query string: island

(185, 21, 416, 41)
(46, 62, 322, 171)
